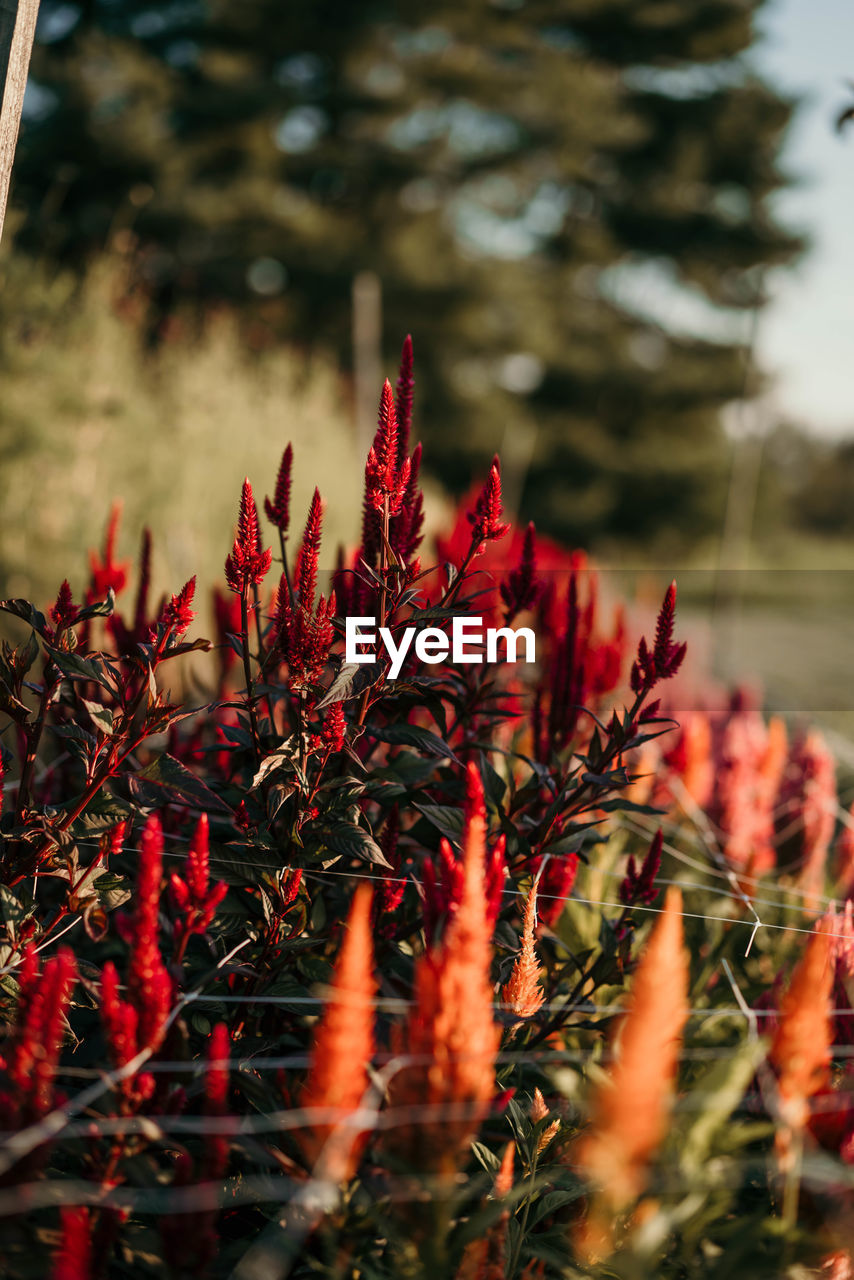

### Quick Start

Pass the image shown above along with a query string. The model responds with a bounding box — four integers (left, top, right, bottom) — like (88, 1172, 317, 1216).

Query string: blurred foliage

(11, 0, 804, 548)
(0, 246, 364, 605)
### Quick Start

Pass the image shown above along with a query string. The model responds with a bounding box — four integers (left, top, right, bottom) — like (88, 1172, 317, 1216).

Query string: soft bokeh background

(2, 0, 854, 721)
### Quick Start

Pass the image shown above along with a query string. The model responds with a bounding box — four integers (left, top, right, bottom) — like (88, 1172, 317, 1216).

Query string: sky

(754, 0, 854, 437)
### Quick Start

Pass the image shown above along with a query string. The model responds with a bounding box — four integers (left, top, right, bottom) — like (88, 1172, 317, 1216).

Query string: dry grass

(0, 248, 363, 607)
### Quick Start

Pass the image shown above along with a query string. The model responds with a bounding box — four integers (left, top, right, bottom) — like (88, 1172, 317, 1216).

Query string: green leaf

(369, 721, 460, 763)
(15, 630, 39, 680)
(526, 1185, 586, 1227)
(317, 822, 391, 868)
(47, 648, 114, 691)
(412, 803, 464, 841)
(67, 794, 136, 835)
(470, 1140, 501, 1177)
(50, 723, 97, 747)
(316, 660, 383, 709)
(0, 599, 49, 635)
(134, 753, 230, 811)
(676, 1037, 767, 1175)
(0, 885, 36, 942)
(81, 699, 115, 736)
(75, 588, 116, 621)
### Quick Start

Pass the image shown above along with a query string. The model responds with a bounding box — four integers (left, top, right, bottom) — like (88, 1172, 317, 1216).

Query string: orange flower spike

(530, 1087, 560, 1154)
(573, 887, 689, 1262)
(770, 917, 834, 1169)
(390, 762, 501, 1176)
(431, 762, 501, 1115)
(298, 883, 376, 1180)
(502, 882, 545, 1022)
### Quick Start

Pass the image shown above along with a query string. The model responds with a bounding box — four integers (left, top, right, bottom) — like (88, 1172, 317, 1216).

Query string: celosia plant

(0, 334, 849, 1280)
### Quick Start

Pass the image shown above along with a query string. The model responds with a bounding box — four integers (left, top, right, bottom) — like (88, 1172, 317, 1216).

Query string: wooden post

(352, 270, 382, 457)
(0, 0, 40, 245)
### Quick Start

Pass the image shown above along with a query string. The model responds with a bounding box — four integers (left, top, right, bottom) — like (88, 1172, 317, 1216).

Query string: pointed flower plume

(423, 828, 505, 939)
(468, 458, 510, 554)
(101, 814, 172, 1101)
(265, 442, 293, 534)
(501, 882, 545, 1021)
(619, 829, 663, 907)
(51, 1207, 92, 1280)
(50, 580, 79, 633)
(134, 527, 152, 634)
(630, 581, 686, 696)
(321, 701, 347, 753)
(775, 728, 837, 899)
(0, 945, 76, 1127)
(394, 334, 414, 464)
(294, 488, 324, 611)
(298, 883, 376, 1181)
(159, 575, 197, 637)
(533, 852, 579, 929)
(770, 918, 834, 1171)
(388, 763, 501, 1178)
(389, 440, 425, 566)
(224, 478, 273, 593)
(530, 1088, 560, 1154)
(127, 815, 173, 1052)
(109, 528, 155, 653)
(87, 501, 130, 602)
(573, 887, 689, 1262)
(276, 493, 336, 690)
(374, 808, 405, 933)
(169, 814, 228, 951)
(365, 379, 411, 515)
(500, 521, 540, 618)
(203, 1022, 231, 1180)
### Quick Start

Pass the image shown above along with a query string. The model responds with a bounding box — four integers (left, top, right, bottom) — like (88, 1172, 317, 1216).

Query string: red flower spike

(134, 527, 152, 635)
(224, 478, 273, 594)
(278, 495, 335, 690)
(279, 866, 303, 910)
(468, 458, 510, 553)
(321, 702, 346, 753)
(87, 501, 130, 602)
(126, 814, 172, 1054)
(374, 809, 405, 933)
(365, 379, 411, 516)
(265, 443, 293, 534)
(160, 576, 196, 637)
(500, 521, 540, 617)
(295, 489, 324, 611)
(485, 833, 507, 927)
(203, 1023, 231, 1179)
(52, 1206, 92, 1280)
(630, 581, 687, 695)
(394, 334, 414, 465)
(2, 947, 77, 1128)
(187, 812, 210, 899)
(423, 774, 505, 937)
(50, 580, 79, 630)
(390, 441, 425, 565)
(620, 829, 663, 907)
(535, 854, 580, 929)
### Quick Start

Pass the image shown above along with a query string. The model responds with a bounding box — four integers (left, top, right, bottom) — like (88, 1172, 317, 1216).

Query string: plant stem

(240, 588, 261, 764)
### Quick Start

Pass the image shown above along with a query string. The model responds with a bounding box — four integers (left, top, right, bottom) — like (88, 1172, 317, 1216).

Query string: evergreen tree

(15, 0, 802, 545)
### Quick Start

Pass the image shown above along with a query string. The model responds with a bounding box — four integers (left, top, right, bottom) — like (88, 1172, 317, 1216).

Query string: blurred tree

(13, 0, 802, 546)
